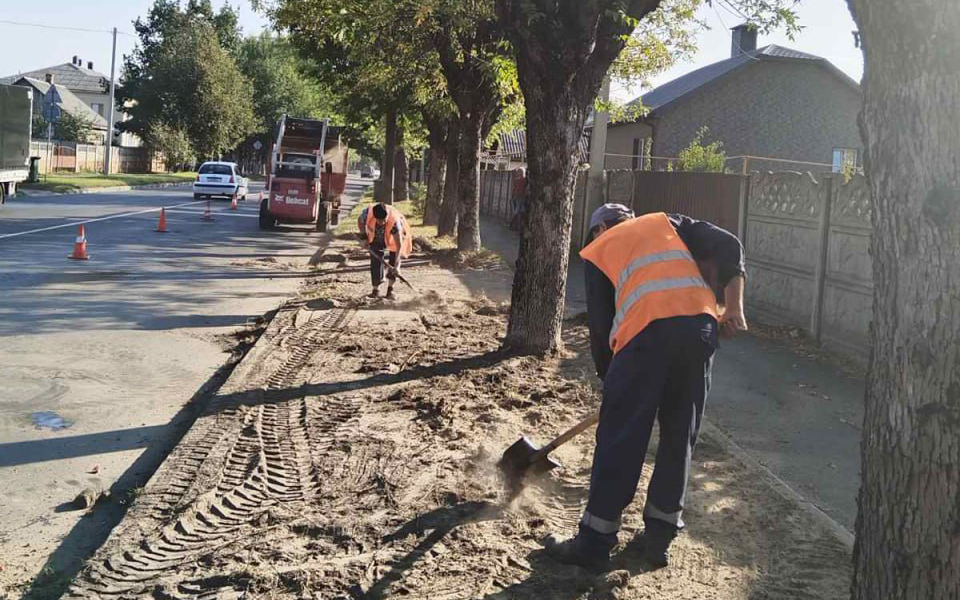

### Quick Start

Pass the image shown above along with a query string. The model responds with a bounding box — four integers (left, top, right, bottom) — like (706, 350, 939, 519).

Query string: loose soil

(64, 234, 851, 599)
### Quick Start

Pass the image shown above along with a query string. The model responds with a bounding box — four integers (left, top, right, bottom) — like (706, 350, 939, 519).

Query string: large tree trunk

(394, 126, 409, 203)
(504, 87, 586, 352)
(437, 120, 460, 237)
(423, 122, 447, 226)
(847, 1, 960, 598)
(496, 0, 653, 354)
(377, 107, 397, 204)
(456, 110, 483, 252)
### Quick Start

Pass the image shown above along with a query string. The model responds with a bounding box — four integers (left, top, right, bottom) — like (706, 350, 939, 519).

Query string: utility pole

(104, 27, 117, 175)
(581, 75, 610, 246)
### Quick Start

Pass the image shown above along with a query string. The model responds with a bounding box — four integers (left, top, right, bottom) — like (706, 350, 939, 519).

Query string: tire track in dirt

(67, 304, 357, 599)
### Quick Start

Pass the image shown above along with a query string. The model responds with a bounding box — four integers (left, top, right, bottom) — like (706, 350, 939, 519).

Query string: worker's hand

(387, 265, 400, 278)
(719, 309, 748, 340)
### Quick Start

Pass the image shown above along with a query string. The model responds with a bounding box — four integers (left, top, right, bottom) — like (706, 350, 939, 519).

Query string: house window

(91, 103, 104, 116)
(632, 138, 641, 170)
(832, 148, 858, 173)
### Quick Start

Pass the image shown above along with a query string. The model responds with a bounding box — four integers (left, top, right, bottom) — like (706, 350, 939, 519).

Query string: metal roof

(629, 44, 856, 115)
(15, 76, 108, 129)
(0, 62, 109, 94)
(495, 128, 590, 165)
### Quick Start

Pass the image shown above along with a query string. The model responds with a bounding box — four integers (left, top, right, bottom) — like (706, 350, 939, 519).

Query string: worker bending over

(357, 202, 412, 299)
(547, 204, 748, 572)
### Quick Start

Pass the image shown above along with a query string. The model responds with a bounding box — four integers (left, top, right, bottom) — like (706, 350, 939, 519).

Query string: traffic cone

(68, 225, 90, 260)
(202, 198, 214, 221)
(230, 194, 238, 210)
(155, 208, 168, 233)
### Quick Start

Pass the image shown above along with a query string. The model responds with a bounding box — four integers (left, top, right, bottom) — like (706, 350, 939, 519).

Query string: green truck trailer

(0, 83, 32, 204)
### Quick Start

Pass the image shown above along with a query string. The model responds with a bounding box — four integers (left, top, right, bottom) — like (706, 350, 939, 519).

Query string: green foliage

(409, 182, 427, 217)
(143, 122, 195, 170)
(121, 0, 254, 157)
(55, 110, 97, 142)
(264, 0, 520, 160)
(609, 0, 704, 90)
(677, 127, 726, 172)
(32, 113, 50, 138)
(236, 34, 338, 142)
(266, 0, 441, 151)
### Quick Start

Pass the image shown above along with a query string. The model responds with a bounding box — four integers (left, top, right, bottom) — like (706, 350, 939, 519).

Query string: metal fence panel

(630, 171, 745, 235)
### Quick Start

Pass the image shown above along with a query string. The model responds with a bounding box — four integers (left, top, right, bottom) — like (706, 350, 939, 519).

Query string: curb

(700, 419, 856, 550)
(17, 181, 192, 198)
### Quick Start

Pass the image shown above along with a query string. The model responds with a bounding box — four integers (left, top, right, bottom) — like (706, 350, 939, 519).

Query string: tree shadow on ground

(362, 501, 504, 600)
(208, 348, 514, 414)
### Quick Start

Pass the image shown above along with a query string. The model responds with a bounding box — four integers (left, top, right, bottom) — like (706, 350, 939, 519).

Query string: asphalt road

(0, 178, 368, 592)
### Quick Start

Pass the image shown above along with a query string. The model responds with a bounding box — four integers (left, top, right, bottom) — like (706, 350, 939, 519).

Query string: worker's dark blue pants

(370, 245, 398, 288)
(579, 315, 716, 548)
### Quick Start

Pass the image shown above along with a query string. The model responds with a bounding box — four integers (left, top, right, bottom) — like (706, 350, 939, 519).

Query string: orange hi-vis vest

(580, 212, 718, 354)
(365, 204, 413, 257)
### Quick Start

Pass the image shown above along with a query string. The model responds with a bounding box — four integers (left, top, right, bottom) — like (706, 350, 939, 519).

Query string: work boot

(544, 526, 616, 574)
(385, 287, 396, 300)
(368, 287, 380, 298)
(633, 521, 678, 569)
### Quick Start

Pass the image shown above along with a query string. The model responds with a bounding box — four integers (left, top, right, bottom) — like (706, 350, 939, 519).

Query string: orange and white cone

(202, 198, 214, 221)
(230, 195, 238, 210)
(68, 225, 90, 260)
(155, 208, 168, 233)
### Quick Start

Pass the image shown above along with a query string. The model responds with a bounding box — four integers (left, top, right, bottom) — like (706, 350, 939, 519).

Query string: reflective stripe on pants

(585, 315, 715, 532)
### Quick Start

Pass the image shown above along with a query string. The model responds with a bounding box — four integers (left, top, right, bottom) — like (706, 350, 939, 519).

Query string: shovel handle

(530, 410, 600, 463)
(369, 249, 416, 291)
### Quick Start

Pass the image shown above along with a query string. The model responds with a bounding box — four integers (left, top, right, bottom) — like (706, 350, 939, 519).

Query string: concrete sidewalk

(479, 215, 864, 532)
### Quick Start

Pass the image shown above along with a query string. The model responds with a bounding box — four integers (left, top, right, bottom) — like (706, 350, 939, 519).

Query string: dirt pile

(65, 236, 851, 599)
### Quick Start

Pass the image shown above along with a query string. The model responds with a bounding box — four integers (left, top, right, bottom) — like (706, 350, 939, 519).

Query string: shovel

(497, 410, 600, 491)
(369, 249, 416, 291)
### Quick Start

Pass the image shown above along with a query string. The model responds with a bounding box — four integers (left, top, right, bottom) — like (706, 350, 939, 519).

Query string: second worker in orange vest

(545, 204, 748, 572)
(357, 202, 413, 299)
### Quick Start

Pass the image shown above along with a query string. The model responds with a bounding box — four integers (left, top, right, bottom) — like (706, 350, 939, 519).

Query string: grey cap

(589, 203, 635, 230)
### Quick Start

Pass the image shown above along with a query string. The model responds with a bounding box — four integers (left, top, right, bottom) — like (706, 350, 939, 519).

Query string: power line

(711, 1, 760, 61)
(0, 19, 134, 36)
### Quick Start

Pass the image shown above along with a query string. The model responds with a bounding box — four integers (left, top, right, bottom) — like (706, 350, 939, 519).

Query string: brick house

(605, 25, 863, 173)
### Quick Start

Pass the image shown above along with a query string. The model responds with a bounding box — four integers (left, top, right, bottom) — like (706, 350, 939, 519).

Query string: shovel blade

(497, 436, 562, 482)
(497, 436, 539, 478)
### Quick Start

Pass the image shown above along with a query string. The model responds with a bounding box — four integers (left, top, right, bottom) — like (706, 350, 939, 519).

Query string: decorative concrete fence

(476, 165, 873, 358)
(745, 172, 872, 356)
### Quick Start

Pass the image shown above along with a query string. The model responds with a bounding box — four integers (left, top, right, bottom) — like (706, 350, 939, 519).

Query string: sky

(0, 0, 862, 100)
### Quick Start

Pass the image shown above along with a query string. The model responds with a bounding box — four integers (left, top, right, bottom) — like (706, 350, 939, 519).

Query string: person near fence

(545, 203, 748, 572)
(357, 202, 413, 299)
(509, 167, 526, 231)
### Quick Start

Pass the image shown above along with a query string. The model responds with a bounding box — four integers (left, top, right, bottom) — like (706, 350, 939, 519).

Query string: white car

(193, 161, 249, 200)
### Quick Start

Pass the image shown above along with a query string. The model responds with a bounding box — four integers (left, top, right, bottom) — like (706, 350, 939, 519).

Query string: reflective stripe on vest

(609, 275, 712, 346)
(580, 212, 718, 353)
(616, 249, 695, 289)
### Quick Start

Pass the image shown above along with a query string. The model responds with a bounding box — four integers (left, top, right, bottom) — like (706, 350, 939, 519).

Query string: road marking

(163, 209, 259, 219)
(0, 200, 208, 241)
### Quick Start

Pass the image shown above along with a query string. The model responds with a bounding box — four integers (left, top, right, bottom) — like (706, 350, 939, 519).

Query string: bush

(144, 122, 196, 171)
(409, 182, 427, 218)
(55, 110, 97, 143)
(677, 127, 726, 173)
